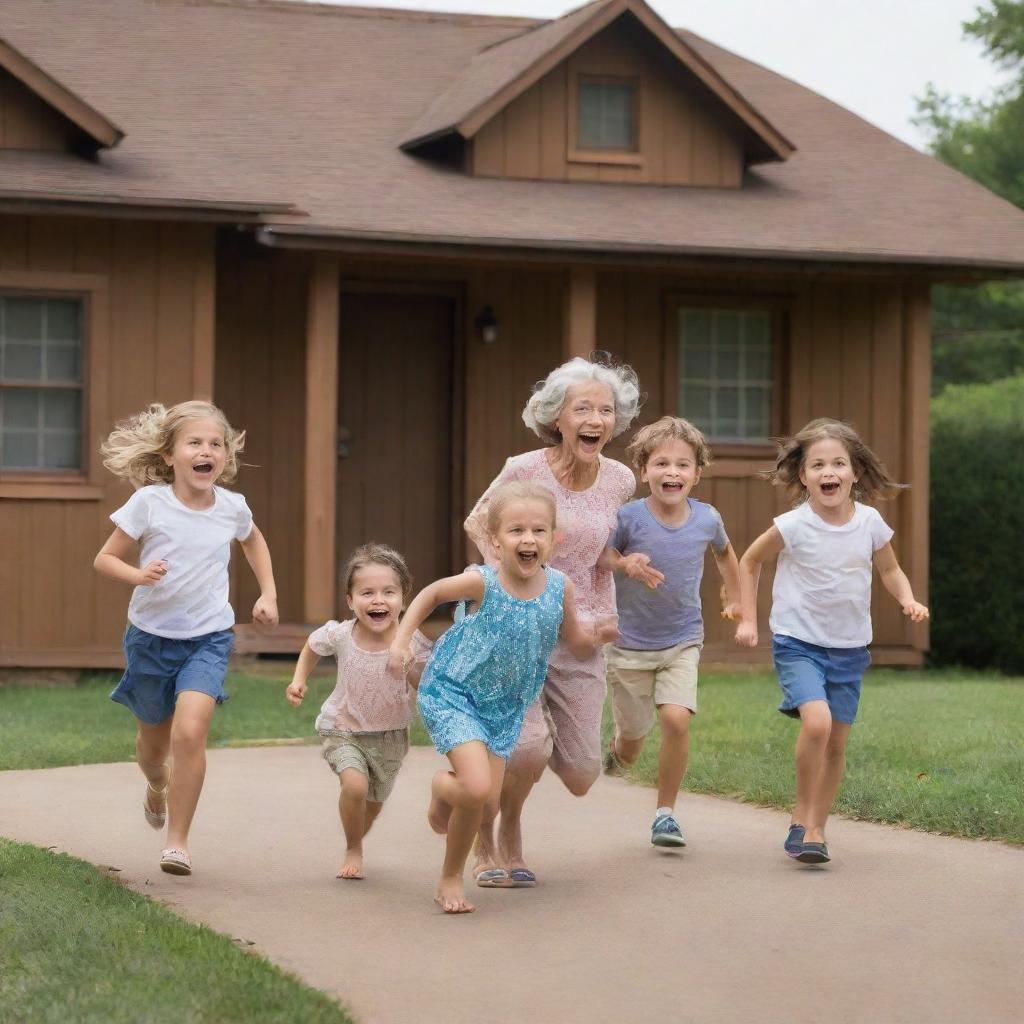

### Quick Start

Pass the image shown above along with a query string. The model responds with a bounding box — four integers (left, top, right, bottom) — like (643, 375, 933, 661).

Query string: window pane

(4, 343, 43, 380)
(683, 347, 711, 379)
(578, 81, 635, 150)
(42, 431, 81, 468)
(46, 300, 81, 342)
(676, 307, 774, 442)
(2, 431, 38, 468)
(45, 342, 81, 382)
(43, 389, 81, 429)
(4, 298, 44, 341)
(2, 388, 40, 429)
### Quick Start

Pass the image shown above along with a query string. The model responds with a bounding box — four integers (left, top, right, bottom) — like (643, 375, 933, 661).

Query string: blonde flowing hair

(485, 481, 558, 535)
(101, 401, 245, 487)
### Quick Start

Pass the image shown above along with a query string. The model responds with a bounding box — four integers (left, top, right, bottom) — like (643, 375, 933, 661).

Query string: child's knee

(657, 704, 692, 738)
(798, 701, 832, 740)
(461, 774, 492, 807)
(341, 769, 369, 799)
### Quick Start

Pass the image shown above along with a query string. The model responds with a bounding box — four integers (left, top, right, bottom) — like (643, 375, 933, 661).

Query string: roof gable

(0, 34, 123, 150)
(400, 0, 793, 165)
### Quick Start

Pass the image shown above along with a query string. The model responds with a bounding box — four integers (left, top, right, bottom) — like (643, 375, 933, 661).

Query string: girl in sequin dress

(389, 482, 617, 914)
(286, 544, 431, 880)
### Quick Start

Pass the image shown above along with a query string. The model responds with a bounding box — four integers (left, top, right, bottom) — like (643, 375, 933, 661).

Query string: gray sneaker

(651, 812, 686, 847)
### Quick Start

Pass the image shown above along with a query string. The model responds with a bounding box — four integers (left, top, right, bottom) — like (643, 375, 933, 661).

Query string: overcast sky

(316, 0, 1011, 150)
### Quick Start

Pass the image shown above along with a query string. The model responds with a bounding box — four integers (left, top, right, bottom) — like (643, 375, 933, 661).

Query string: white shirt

(111, 484, 253, 639)
(770, 501, 894, 649)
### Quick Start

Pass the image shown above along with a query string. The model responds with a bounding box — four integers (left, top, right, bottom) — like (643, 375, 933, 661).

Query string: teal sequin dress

(417, 564, 565, 758)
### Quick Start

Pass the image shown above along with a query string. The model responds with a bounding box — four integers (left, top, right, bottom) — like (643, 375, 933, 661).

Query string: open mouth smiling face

(800, 438, 857, 510)
(347, 565, 405, 635)
(555, 381, 616, 462)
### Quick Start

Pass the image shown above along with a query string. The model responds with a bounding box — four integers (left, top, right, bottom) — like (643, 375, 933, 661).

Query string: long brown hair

(767, 418, 906, 501)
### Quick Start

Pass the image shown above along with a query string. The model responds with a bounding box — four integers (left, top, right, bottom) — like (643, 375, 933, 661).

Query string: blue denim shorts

(772, 634, 871, 725)
(110, 624, 234, 725)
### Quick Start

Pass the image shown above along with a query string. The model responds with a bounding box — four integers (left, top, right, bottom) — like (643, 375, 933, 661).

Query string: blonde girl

(94, 401, 278, 876)
(735, 418, 927, 864)
(286, 543, 431, 880)
(389, 482, 617, 914)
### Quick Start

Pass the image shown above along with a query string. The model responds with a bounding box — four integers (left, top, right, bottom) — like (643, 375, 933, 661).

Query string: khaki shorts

(320, 728, 409, 804)
(605, 641, 701, 741)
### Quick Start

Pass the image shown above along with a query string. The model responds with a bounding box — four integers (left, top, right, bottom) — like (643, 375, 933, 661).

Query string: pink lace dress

(465, 449, 635, 776)
(308, 618, 431, 734)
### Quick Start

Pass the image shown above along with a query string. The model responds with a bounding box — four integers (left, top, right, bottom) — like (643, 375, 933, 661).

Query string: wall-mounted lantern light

(475, 305, 498, 345)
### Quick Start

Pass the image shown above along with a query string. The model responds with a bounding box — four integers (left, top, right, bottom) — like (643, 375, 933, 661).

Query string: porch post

(304, 254, 340, 622)
(563, 266, 596, 360)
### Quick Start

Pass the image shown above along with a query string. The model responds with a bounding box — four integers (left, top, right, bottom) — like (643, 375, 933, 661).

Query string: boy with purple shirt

(600, 417, 741, 848)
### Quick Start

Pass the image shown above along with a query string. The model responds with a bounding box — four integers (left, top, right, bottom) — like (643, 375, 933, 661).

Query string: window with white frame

(0, 295, 84, 471)
(577, 78, 637, 151)
(678, 308, 774, 443)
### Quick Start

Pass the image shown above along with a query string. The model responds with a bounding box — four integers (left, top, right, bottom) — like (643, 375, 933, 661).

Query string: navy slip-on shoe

(796, 841, 831, 864)
(784, 823, 806, 858)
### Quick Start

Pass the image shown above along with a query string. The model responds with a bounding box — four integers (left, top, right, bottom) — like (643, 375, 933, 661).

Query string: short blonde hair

(522, 353, 642, 446)
(626, 416, 712, 471)
(342, 543, 414, 603)
(485, 481, 557, 536)
(101, 401, 244, 487)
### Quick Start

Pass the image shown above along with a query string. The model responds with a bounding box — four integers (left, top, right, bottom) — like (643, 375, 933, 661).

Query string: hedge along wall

(929, 372, 1024, 673)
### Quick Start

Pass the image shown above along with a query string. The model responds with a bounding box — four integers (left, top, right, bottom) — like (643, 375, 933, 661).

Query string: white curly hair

(522, 354, 642, 446)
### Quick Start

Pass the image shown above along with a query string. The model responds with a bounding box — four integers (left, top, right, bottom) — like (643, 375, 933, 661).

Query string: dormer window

(577, 76, 637, 152)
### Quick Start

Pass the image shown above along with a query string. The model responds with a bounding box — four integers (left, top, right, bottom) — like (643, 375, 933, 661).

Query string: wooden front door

(336, 291, 457, 595)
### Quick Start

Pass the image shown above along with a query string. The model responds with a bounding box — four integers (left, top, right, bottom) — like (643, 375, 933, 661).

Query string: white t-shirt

(770, 501, 894, 649)
(111, 483, 253, 639)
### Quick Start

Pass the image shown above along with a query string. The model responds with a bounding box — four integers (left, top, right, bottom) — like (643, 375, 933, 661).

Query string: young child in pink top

(286, 543, 430, 879)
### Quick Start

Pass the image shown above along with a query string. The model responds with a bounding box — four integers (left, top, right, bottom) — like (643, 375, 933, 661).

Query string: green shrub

(929, 373, 1024, 672)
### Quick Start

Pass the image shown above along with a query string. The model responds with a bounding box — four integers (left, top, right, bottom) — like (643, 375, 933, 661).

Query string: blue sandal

(509, 868, 537, 888)
(784, 823, 806, 858)
(796, 841, 830, 864)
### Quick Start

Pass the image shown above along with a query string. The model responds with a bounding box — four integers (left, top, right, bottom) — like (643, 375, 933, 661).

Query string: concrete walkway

(1, 747, 1022, 1024)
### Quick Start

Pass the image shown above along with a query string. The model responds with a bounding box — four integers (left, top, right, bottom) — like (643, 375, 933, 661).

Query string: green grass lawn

(1, 667, 1021, 843)
(0, 839, 353, 1024)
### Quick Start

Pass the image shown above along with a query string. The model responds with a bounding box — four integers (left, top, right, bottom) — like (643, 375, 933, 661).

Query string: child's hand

(387, 647, 409, 680)
(902, 600, 929, 623)
(734, 620, 758, 647)
(285, 680, 306, 706)
(253, 594, 279, 628)
(136, 560, 169, 587)
(620, 553, 665, 590)
(720, 601, 742, 621)
(593, 614, 619, 645)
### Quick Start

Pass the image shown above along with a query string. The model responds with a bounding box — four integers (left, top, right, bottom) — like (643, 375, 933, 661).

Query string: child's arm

(388, 571, 485, 677)
(735, 526, 784, 647)
(285, 641, 321, 706)
(597, 545, 665, 590)
(873, 544, 929, 622)
(713, 542, 742, 620)
(239, 523, 279, 627)
(94, 528, 167, 587)
(560, 578, 619, 659)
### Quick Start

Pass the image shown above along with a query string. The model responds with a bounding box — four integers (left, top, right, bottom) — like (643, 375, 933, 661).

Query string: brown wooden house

(3, 0, 1024, 669)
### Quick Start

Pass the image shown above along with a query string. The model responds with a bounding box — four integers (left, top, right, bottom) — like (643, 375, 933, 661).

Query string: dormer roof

(0, 34, 123, 150)
(400, 0, 794, 165)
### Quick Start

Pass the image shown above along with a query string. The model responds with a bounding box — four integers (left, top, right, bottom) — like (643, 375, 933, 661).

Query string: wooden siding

(0, 215, 217, 666)
(471, 18, 743, 187)
(597, 270, 928, 662)
(214, 238, 308, 630)
(0, 68, 76, 151)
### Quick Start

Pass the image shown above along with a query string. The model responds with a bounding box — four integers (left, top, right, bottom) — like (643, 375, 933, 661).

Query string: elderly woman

(464, 354, 643, 887)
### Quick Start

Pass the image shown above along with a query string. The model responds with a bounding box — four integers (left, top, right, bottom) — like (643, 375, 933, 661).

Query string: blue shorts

(772, 634, 871, 725)
(110, 624, 234, 725)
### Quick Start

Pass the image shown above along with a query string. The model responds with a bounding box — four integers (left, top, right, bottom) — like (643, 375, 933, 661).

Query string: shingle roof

(3, 0, 1024, 271)
(400, 0, 793, 163)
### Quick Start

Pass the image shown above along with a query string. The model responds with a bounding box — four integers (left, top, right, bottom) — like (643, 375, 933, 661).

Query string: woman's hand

(285, 680, 306, 706)
(620, 553, 665, 590)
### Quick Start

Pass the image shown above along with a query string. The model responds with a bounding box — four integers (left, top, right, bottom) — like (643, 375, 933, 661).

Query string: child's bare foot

(336, 849, 364, 880)
(435, 877, 474, 914)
